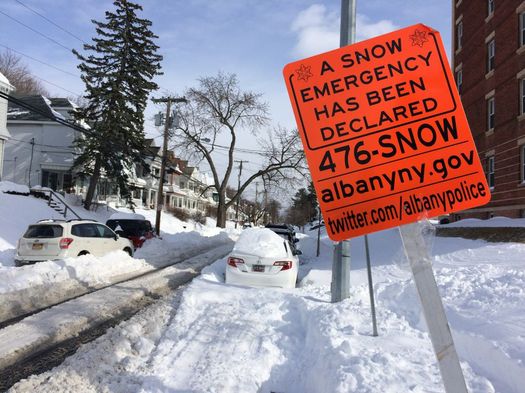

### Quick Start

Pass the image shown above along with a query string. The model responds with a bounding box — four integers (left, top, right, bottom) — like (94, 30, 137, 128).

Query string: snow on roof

(0, 71, 12, 87)
(108, 212, 146, 221)
(232, 227, 287, 258)
(42, 96, 65, 120)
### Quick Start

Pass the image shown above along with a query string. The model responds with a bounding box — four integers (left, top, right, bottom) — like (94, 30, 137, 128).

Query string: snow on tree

(72, 0, 162, 210)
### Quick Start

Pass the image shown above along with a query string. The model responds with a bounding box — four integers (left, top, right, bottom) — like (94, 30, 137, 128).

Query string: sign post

(283, 24, 490, 392)
(400, 221, 468, 393)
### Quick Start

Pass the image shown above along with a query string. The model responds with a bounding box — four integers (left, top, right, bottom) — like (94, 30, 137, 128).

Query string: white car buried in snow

(225, 228, 300, 289)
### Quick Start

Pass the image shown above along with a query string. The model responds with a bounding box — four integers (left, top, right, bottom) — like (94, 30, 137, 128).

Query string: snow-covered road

(7, 226, 525, 393)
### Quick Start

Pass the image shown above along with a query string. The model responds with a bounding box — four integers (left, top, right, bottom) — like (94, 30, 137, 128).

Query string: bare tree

(173, 72, 306, 227)
(240, 199, 265, 226)
(0, 49, 49, 96)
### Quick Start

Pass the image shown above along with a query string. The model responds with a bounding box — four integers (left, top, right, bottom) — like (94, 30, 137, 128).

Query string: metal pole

(331, 0, 356, 303)
(340, 0, 356, 47)
(364, 234, 378, 336)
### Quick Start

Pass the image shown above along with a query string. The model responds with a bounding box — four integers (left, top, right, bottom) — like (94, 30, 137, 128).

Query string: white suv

(15, 219, 134, 266)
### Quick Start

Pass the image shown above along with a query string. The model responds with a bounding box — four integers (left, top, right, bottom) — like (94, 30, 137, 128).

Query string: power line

(32, 74, 81, 96)
(14, 0, 88, 45)
(0, 43, 78, 77)
(0, 9, 72, 52)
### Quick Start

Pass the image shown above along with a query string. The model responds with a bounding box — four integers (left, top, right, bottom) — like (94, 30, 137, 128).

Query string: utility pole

(28, 138, 35, 188)
(331, 0, 356, 303)
(13, 156, 17, 183)
(234, 160, 246, 228)
(152, 96, 187, 235)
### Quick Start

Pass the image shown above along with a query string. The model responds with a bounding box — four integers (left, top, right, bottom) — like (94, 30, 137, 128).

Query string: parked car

(265, 223, 300, 253)
(15, 219, 134, 266)
(225, 228, 301, 289)
(105, 213, 155, 249)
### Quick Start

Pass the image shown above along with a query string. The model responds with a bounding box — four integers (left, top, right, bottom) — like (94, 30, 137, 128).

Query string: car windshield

(106, 220, 150, 237)
(23, 225, 63, 238)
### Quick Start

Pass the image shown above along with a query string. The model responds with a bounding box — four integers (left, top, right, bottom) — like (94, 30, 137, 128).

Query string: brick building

(453, 0, 525, 218)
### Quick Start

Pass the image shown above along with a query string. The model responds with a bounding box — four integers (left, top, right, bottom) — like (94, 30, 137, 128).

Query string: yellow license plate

(32, 243, 43, 250)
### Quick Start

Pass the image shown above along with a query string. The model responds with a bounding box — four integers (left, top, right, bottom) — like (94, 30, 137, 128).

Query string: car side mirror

(293, 250, 302, 256)
(293, 238, 299, 243)
(114, 234, 119, 240)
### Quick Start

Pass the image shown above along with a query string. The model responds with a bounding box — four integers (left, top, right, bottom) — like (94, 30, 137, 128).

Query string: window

(456, 21, 463, 51)
(24, 225, 63, 238)
(72, 224, 99, 237)
(487, 156, 495, 188)
(455, 69, 463, 94)
(95, 224, 115, 238)
(487, 96, 495, 130)
(487, 39, 495, 72)
(521, 12, 525, 47)
(488, 0, 494, 16)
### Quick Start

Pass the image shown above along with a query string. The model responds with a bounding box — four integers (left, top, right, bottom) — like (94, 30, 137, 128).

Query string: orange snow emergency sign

(283, 24, 491, 241)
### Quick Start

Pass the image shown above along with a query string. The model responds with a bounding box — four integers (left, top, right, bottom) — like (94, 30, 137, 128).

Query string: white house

(4, 96, 79, 190)
(3, 94, 225, 219)
(0, 72, 14, 181)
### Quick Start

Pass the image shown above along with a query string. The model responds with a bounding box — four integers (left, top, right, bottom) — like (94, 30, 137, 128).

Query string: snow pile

(0, 251, 152, 294)
(0, 183, 236, 323)
(0, 181, 29, 194)
(135, 230, 235, 267)
(231, 227, 287, 258)
(0, 192, 64, 263)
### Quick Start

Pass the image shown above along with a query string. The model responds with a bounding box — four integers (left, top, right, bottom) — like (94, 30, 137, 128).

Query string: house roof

(7, 95, 74, 122)
(49, 98, 76, 108)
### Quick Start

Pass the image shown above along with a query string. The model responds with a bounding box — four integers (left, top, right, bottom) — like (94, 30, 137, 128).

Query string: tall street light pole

(152, 96, 187, 235)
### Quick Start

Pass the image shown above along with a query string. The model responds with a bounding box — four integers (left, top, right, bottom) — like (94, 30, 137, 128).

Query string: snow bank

(0, 184, 237, 323)
(0, 181, 29, 194)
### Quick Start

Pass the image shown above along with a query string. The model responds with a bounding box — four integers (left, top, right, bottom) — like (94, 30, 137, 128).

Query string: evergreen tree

(73, 0, 162, 210)
(286, 183, 318, 228)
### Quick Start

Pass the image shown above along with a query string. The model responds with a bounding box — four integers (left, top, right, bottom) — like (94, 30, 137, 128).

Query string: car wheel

(78, 251, 90, 256)
(123, 247, 133, 256)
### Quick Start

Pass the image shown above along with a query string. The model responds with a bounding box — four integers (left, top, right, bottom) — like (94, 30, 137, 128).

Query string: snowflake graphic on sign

(296, 64, 313, 82)
(409, 29, 428, 47)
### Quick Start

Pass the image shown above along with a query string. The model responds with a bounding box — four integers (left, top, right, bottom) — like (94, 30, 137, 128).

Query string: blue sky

(0, 0, 451, 198)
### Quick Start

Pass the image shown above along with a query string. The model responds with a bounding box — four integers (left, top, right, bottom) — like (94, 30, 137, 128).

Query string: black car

(105, 215, 155, 249)
(265, 223, 301, 254)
